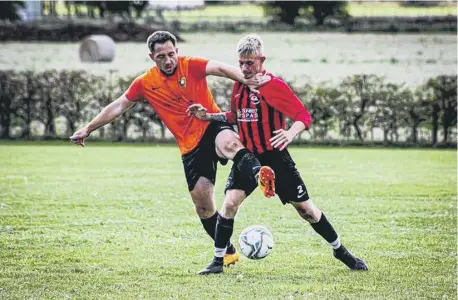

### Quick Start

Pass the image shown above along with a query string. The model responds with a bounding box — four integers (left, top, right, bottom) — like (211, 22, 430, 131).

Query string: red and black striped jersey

(225, 73, 312, 154)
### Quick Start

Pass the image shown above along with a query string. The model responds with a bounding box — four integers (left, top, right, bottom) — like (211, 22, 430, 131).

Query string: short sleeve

(188, 57, 209, 80)
(124, 76, 144, 102)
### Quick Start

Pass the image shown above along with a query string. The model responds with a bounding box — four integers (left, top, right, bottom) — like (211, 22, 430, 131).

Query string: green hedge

(0, 70, 455, 147)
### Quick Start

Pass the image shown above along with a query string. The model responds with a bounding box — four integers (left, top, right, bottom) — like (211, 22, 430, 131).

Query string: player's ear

(260, 56, 266, 63)
(149, 53, 154, 61)
(175, 47, 179, 55)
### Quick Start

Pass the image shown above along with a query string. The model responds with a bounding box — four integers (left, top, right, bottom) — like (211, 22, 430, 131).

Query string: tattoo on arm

(208, 113, 227, 122)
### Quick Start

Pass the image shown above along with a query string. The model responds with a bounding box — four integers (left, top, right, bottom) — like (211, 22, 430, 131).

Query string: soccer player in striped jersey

(189, 34, 368, 274)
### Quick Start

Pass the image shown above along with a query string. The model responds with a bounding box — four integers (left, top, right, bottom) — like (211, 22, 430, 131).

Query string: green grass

(49, 2, 457, 20)
(163, 3, 457, 21)
(348, 2, 457, 17)
(0, 143, 456, 299)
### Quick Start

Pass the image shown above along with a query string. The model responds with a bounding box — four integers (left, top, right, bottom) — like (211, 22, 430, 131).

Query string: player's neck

(159, 66, 178, 78)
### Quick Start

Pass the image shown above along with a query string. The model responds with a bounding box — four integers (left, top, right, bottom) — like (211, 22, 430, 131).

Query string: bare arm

(206, 113, 228, 123)
(288, 120, 307, 137)
(205, 60, 270, 89)
(70, 94, 136, 147)
(86, 95, 135, 132)
(270, 121, 308, 151)
(186, 104, 237, 124)
(205, 60, 246, 83)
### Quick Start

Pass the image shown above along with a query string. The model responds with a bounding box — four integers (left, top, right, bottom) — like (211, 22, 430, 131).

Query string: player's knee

(190, 181, 215, 218)
(222, 199, 241, 218)
(296, 206, 321, 223)
(194, 205, 214, 218)
(221, 138, 243, 156)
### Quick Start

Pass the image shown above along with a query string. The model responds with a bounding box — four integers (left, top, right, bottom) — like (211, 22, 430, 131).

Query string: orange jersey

(125, 56, 221, 155)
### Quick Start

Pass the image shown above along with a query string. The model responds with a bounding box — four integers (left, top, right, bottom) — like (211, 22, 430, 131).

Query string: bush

(0, 70, 455, 147)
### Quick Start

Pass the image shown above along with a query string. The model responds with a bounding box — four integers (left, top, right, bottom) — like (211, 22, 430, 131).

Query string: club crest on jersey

(250, 93, 260, 105)
(178, 77, 186, 88)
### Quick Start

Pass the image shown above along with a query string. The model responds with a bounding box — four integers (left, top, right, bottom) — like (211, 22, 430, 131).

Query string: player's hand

(245, 73, 271, 94)
(269, 129, 295, 151)
(186, 104, 208, 121)
(70, 128, 90, 147)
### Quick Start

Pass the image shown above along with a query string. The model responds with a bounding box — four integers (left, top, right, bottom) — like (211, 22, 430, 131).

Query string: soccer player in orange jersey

(70, 31, 275, 266)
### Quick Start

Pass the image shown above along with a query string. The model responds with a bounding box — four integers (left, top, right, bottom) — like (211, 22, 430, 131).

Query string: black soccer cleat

(333, 245, 368, 271)
(197, 259, 224, 275)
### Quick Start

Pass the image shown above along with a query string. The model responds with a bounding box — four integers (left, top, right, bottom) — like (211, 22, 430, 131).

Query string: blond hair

(236, 34, 264, 57)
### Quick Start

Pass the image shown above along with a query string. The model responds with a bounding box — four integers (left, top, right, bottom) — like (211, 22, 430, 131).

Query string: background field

(0, 143, 456, 299)
(50, 2, 458, 20)
(1, 33, 456, 86)
(160, 2, 457, 22)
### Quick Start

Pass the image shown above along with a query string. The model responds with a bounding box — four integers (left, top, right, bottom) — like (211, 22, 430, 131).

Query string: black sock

(232, 148, 261, 191)
(200, 211, 219, 241)
(226, 243, 236, 254)
(310, 214, 339, 244)
(201, 211, 235, 252)
(215, 215, 235, 249)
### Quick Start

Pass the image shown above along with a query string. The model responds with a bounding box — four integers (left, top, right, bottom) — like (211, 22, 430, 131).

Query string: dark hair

(147, 31, 177, 53)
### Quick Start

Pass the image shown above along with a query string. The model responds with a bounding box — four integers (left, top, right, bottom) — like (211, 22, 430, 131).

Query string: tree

(307, 86, 340, 140)
(0, 1, 25, 21)
(263, 1, 348, 26)
(338, 75, 381, 141)
(404, 87, 431, 144)
(263, 1, 303, 25)
(427, 76, 457, 145)
(309, 1, 348, 26)
(372, 83, 412, 143)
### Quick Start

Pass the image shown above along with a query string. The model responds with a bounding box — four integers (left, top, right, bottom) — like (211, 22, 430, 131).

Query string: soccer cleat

(258, 166, 275, 198)
(224, 250, 240, 266)
(197, 259, 224, 275)
(333, 245, 368, 271)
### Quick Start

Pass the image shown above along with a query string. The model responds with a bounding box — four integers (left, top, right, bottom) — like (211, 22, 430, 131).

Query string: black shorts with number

(225, 149, 309, 204)
(182, 122, 234, 191)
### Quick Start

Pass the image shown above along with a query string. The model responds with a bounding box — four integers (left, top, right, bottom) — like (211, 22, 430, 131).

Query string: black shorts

(225, 149, 309, 204)
(182, 122, 234, 191)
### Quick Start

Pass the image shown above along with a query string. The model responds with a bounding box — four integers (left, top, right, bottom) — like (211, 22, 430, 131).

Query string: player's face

(149, 40, 178, 75)
(238, 55, 265, 79)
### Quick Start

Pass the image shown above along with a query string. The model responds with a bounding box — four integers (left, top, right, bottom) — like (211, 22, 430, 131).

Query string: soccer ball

(238, 225, 274, 260)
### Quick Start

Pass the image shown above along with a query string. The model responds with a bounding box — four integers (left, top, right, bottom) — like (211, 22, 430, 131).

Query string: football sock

(215, 215, 235, 253)
(214, 256, 224, 263)
(214, 247, 226, 259)
(201, 211, 236, 253)
(232, 148, 261, 191)
(330, 237, 342, 250)
(310, 214, 340, 248)
(226, 243, 236, 255)
(200, 211, 219, 241)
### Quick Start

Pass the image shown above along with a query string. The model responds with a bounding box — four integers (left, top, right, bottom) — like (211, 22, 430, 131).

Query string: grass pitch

(0, 142, 456, 299)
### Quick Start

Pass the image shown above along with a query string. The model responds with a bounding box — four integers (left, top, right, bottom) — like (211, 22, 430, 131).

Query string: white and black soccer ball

(239, 225, 274, 260)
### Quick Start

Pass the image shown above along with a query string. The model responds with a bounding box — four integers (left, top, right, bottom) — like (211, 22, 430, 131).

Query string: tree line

(0, 70, 455, 147)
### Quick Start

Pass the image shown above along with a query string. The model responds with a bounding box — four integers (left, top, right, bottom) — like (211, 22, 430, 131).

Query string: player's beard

(162, 64, 177, 76)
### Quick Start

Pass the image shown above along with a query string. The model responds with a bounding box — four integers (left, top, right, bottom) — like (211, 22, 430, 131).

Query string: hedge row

(1, 15, 456, 42)
(0, 70, 456, 147)
(0, 21, 183, 42)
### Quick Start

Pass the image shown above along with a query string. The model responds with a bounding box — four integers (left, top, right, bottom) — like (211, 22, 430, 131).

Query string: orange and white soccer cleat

(223, 250, 240, 266)
(258, 166, 275, 198)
